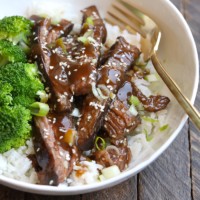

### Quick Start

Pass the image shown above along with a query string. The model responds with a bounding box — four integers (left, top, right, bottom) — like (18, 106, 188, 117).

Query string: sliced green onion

(77, 36, 89, 45)
(129, 95, 140, 106)
(144, 74, 159, 82)
(95, 136, 106, 151)
(142, 116, 159, 123)
(83, 29, 94, 38)
(101, 165, 121, 179)
(129, 104, 138, 116)
(36, 90, 49, 103)
(56, 38, 67, 53)
(144, 129, 153, 142)
(98, 174, 106, 182)
(86, 17, 94, 26)
(159, 124, 169, 132)
(29, 102, 49, 116)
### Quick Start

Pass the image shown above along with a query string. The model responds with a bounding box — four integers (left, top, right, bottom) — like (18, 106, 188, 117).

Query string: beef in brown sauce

(64, 6, 107, 96)
(77, 37, 140, 151)
(28, 5, 171, 185)
(95, 139, 131, 171)
(104, 99, 141, 140)
(33, 114, 79, 186)
(30, 17, 74, 112)
(116, 74, 170, 112)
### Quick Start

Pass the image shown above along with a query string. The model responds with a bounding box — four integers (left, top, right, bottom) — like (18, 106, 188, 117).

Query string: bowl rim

(0, 0, 199, 195)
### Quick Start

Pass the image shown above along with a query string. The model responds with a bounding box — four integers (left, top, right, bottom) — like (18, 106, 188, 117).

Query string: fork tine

(105, 13, 138, 35)
(107, 6, 146, 38)
(121, 0, 141, 9)
(112, 1, 145, 25)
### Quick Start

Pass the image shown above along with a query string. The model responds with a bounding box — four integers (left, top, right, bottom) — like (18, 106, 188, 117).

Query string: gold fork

(105, 0, 200, 130)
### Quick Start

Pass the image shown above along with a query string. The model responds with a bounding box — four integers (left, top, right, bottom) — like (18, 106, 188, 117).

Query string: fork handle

(151, 52, 200, 130)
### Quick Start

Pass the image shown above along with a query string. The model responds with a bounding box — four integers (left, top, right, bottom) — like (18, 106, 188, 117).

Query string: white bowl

(0, 0, 199, 195)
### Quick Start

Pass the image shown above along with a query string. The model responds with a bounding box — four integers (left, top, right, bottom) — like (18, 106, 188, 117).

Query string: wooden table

(0, 0, 199, 199)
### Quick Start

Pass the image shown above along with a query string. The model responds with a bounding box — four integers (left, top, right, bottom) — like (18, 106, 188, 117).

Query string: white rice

(0, 139, 38, 183)
(0, 3, 169, 186)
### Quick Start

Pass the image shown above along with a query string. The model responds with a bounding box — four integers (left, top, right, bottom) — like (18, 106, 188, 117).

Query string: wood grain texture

(184, 0, 200, 199)
(138, 124, 192, 200)
(0, 185, 25, 200)
(81, 177, 137, 200)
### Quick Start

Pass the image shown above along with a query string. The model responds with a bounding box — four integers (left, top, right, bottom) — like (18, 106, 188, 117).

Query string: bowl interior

(0, 0, 198, 195)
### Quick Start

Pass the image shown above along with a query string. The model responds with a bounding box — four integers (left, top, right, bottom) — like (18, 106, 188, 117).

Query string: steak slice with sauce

(104, 99, 141, 140)
(64, 5, 107, 96)
(77, 37, 140, 151)
(33, 114, 79, 186)
(95, 138, 131, 171)
(103, 75, 170, 140)
(30, 17, 74, 112)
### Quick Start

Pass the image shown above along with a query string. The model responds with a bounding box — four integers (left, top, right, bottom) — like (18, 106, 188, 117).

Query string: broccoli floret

(0, 62, 44, 107)
(0, 81, 13, 106)
(0, 105, 31, 153)
(0, 39, 27, 66)
(0, 16, 33, 46)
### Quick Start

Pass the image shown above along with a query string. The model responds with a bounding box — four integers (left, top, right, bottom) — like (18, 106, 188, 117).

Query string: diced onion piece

(71, 108, 81, 117)
(145, 74, 159, 82)
(95, 136, 106, 151)
(129, 95, 140, 106)
(106, 145, 120, 155)
(97, 88, 109, 99)
(64, 129, 77, 146)
(30, 102, 49, 116)
(36, 90, 49, 103)
(101, 165, 121, 179)
(92, 82, 103, 101)
(99, 174, 106, 182)
(98, 84, 110, 96)
(129, 104, 138, 116)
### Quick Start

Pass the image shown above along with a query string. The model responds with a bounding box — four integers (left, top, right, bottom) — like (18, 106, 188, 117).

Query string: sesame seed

(49, 180, 54, 185)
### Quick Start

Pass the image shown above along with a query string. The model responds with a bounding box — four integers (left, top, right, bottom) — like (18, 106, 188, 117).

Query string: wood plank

(0, 185, 25, 200)
(138, 124, 192, 200)
(24, 193, 81, 200)
(82, 177, 137, 200)
(184, 0, 200, 199)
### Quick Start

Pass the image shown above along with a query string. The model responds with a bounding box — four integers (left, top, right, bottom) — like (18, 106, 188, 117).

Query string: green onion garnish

(144, 129, 153, 142)
(86, 17, 94, 26)
(95, 136, 106, 151)
(77, 36, 89, 45)
(142, 116, 159, 123)
(29, 102, 49, 116)
(159, 124, 169, 132)
(129, 95, 140, 106)
(36, 90, 49, 103)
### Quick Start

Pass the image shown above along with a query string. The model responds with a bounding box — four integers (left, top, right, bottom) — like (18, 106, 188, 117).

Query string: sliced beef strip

(95, 138, 131, 171)
(64, 6, 107, 96)
(33, 113, 79, 186)
(30, 18, 74, 112)
(104, 99, 141, 140)
(116, 74, 170, 112)
(77, 37, 140, 151)
(131, 82, 170, 112)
